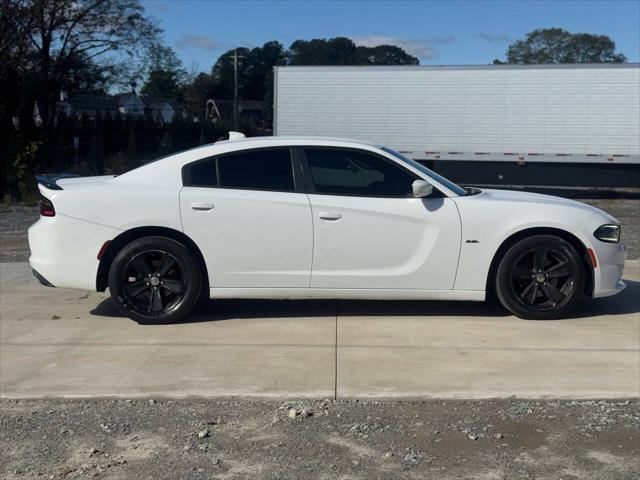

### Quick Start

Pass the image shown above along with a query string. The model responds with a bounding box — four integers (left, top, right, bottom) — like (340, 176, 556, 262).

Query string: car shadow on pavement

(565, 279, 640, 319)
(90, 279, 639, 324)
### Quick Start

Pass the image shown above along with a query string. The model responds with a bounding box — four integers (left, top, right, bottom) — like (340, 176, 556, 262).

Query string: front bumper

(579, 212, 626, 298)
(591, 240, 626, 298)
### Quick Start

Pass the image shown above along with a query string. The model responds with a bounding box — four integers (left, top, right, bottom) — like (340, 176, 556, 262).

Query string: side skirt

(210, 288, 485, 301)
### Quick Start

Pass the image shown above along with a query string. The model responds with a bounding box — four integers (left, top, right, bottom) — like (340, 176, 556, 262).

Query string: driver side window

(304, 148, 417, 197)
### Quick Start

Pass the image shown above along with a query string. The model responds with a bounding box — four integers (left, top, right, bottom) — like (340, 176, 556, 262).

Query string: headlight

(594, 224, 621, 243)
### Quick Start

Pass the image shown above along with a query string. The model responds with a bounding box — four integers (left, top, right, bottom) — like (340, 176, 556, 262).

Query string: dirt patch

(1, 398, 638, 479)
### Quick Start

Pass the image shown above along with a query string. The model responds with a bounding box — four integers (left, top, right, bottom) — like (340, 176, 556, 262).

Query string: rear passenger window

(182, 158, 217, 187)
(218, 149, 294, 192)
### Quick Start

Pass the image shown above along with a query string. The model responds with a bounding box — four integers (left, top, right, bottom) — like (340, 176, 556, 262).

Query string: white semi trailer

(273, 64, 640, 188)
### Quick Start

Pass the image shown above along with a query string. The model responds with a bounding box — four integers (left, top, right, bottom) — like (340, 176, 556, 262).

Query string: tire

(495, 235, 584, 320)
(108, 236, 202, 324)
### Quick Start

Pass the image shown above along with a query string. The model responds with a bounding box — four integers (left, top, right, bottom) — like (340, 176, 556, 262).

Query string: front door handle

(190, 202, 214, 211)
(319, 211, 342, 221)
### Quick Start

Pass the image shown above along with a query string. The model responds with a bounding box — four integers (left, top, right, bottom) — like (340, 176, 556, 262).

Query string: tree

(243, 41, 288, 101)
(355, 45, 420, 65)
(146, 43, 186, 78)
(9, 0, 161, 129)
(141, 45, 186, 101)
(501, 28, 627, 64)
(208, 37, 418, 100)
(189, 37, 419, 127)
(209, 41, 288, 101)
(289, 37, 359, 65)
(210, 47, 251, 99)
(141, 70, 183, 101)
(181, 71, 217, 121)
(289, 37, 418, 66)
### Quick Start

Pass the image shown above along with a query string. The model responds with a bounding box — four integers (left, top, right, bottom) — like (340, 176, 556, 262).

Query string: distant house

(210, 99, 265, 123)
(114, 93, 145, 117)
(55, 92, 118, 119)
(147, 101, 174, 123)
(145, 97, 184, 124)
(55, 91, 146, 120)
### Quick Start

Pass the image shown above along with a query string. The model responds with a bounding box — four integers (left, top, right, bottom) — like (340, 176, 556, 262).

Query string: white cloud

(176, 34, 218, 51)
(352, 35, 454, 60)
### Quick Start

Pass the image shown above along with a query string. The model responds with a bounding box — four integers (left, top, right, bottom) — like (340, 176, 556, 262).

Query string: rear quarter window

(182, 158, 217, 187)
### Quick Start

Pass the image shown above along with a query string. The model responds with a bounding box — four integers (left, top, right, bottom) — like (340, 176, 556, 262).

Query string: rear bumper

(28, 214, 120, 291)
(32, 269, 55, 287)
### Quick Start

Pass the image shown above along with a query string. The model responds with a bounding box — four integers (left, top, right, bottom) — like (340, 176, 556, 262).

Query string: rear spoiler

(35, 173, 80, 191)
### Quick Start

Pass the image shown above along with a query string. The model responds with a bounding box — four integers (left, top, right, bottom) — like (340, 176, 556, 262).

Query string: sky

(141, 0, 640, 72)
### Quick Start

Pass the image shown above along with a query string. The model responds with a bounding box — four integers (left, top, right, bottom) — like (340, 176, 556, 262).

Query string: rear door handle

(190, 202, 214, 211)
(319, 211, 342, 221)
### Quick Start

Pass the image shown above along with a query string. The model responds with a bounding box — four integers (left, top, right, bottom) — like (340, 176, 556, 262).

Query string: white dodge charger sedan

(29, 134, 626, 323)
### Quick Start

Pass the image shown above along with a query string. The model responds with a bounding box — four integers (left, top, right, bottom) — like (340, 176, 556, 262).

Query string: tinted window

(218, 149, 294, 191)
(381, 146, 466, 196)
(183, 158, 217, 187)
(304, 148, 416, 197)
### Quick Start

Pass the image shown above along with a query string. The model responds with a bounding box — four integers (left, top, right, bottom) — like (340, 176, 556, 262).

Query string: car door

(301, 147, 461, 290)
(180, 147, 313, 288)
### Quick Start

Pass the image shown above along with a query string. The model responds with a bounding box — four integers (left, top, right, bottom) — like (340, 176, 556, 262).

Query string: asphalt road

(1, 261, 638, 400)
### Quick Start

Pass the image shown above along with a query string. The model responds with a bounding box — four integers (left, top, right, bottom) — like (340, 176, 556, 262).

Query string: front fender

(451, 188, 597, 293)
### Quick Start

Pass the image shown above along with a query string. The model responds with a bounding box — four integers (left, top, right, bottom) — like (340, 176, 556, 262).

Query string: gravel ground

(0, 204, 38, 263)
(2, 198, 638, 479)
(585, 199, 639, 259)
(1, 198, 637, 262)
(1, 399, 638, 480)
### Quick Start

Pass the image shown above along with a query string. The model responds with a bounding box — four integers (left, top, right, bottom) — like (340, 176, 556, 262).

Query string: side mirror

(412, 179, 433, 198)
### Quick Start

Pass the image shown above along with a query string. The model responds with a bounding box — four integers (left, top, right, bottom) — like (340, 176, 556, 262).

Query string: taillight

(40, 195, 55, 217)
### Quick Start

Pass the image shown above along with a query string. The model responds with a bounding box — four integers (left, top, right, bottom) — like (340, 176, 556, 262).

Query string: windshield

(381, 146, 467, 197)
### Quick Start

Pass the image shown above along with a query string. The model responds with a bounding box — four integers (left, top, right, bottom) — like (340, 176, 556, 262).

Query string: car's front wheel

(108, 236, 202, 324)
(495, 235, 585, 320)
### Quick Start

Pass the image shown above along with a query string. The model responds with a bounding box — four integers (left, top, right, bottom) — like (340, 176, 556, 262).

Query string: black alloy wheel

(109, 236, 202, 324)
(121, 250, 186, 315)
(495, 235, 585, 320)
(511, 246, 574, 310)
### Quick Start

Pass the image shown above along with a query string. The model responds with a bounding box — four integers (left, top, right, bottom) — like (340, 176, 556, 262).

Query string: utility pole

(232, 49, 245, 131)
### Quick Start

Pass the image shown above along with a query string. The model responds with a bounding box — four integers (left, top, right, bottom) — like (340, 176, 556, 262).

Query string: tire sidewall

(496, 235, 584, 320)
(108, 236, 201, 324)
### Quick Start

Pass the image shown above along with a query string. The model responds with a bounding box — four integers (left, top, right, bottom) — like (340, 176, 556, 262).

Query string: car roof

(114, 134, 462, 197)
(114, 135, 385, 184)
(214, 135, 382, 149)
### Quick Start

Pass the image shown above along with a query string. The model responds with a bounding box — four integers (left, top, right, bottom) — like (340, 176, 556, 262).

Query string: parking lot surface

(2, 261, 638, 400)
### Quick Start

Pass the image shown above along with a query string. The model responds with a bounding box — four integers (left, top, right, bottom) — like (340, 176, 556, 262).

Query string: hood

(476, 189, 617, 221)
(468, 188, 620, 223)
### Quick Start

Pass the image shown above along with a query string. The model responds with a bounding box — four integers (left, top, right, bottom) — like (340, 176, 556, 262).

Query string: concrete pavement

(1, 261, 639, 399)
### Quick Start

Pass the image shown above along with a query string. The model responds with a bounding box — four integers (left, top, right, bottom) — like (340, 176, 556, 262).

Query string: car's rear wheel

(108, 236, 201, 324)
(495, 235, 584, 320)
